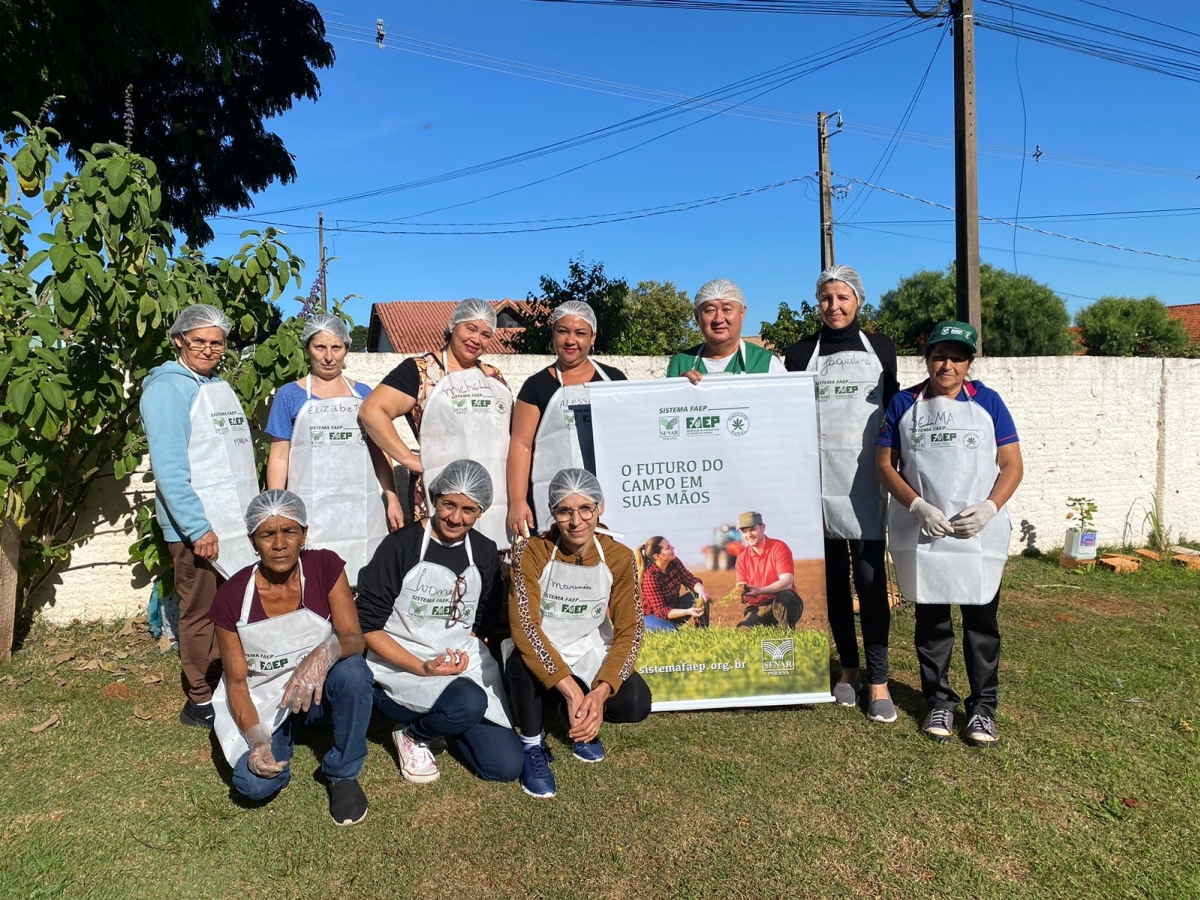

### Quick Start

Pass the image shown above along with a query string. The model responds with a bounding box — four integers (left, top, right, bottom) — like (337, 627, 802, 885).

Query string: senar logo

(760, 638, 795, 676)
(659, 415, 680, 440)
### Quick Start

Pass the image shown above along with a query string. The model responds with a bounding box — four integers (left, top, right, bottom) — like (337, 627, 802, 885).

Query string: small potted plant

(1064, 497, 1098, 560)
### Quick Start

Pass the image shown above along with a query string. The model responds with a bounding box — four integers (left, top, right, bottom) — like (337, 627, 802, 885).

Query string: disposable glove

(245, 722, 287, 777)
(909, 497, 953, 538)
(280, 633, 342, 714)
(951, 500, 998, 537)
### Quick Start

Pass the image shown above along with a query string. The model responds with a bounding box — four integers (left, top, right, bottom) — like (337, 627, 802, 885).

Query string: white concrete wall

(34, 354, 1200, 623)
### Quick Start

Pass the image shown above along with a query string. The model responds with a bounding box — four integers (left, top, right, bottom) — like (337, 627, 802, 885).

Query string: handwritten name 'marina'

(547, 577, 594, 593)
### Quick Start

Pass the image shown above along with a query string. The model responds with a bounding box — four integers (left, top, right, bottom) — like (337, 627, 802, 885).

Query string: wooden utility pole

(952, 0, 983, 352)
(318, 211, 328, 312)
(817, 110, 835, 270)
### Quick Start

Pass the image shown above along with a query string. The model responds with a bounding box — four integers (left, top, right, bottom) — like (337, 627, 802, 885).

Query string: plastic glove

(952, 500, 998, 537)
(909, 497, 953, 538)
(245, 722, 287, 777)
(279, 633, 342, 714)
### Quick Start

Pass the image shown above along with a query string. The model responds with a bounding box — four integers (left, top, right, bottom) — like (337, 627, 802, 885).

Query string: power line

(835, 175, 1200, 263)
(227, 17, 930, 219)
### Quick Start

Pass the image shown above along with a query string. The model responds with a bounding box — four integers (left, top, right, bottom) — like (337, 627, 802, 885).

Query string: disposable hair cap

(815, 265, 865, 305)
(693, 279, 746, 311)
(245, 489, 308, 533)
(548, 468, 604, 509)
(448, 298, 497, 331)
(301, 313, 352, 347)
(428, 459, 494, 513)
(550, 300, 597, 333)
(170, 304, 232, 337)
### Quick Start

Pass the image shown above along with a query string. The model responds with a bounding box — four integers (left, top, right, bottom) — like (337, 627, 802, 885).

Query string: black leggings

(824, 538, 891, 685)
(504, 652, 652, 737)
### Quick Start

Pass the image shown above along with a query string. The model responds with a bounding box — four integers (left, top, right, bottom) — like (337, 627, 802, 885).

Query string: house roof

(368, 300, 533, 354)
(1167, 303, 1200, 344)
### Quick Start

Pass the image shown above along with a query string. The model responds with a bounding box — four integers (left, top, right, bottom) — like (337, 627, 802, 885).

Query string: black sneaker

(964, 713, 1000, 748)
(327, 778, 369, 826)
(179, 700, 215, 730)
(922, 708, 954, 742)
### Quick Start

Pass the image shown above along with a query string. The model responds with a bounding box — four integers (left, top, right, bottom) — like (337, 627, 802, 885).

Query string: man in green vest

(666, 278, 785, 382)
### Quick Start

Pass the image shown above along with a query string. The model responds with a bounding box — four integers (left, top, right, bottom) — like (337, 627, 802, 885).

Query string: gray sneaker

(922, 708, 954, 741)
(832, 675, 861, 708)
(867, 697, 898, 723)
(964, 713, 1000, 748)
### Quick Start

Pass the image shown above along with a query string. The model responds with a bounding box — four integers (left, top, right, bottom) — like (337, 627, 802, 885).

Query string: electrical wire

(835, 174, 1200, 263)
(997, 0, 1028, 274)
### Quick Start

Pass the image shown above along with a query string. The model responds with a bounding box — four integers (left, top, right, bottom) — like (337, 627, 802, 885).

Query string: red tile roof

(1167, 303, 1200, 344)
(369, 300, 534, 354)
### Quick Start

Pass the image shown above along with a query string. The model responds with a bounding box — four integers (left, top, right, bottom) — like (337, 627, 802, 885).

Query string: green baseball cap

(926, 320, 978, 352)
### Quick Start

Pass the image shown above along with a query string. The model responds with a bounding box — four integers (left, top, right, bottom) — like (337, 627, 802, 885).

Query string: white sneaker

(393, 726, 440, 783)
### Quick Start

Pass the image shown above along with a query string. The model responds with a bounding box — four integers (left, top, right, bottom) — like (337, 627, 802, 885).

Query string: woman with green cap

(876, 321, 1023, 748)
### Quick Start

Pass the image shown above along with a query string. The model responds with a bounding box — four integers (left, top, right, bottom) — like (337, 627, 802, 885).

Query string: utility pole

(817, 110, 836, 270)
(951, 0, 983, 352)
(318, 211, 328, 312)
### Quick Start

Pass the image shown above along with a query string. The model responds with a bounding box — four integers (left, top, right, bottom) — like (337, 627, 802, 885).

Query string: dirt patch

(100, 683, 132, 702)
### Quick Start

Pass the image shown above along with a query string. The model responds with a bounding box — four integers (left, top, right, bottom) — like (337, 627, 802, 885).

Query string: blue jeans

(373, 677, 522, 783)
(643, 614, 679, 632)
(231, 655, 373, 801)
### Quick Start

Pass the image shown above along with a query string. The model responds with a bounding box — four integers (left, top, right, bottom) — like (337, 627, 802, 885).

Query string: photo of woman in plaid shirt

(638, 536, 712, 632)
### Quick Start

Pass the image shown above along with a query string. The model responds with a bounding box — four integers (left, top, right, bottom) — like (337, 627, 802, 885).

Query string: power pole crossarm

(952, 0, 983, 353)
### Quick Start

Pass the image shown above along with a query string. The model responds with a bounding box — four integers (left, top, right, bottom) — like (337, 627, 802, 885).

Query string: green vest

(666, 340, 777, 377)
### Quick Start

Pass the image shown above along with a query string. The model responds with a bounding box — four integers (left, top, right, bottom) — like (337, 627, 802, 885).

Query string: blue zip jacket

(139, 360, 222, 544)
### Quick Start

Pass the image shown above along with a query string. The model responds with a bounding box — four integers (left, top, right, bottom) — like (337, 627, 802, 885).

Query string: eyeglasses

(183, 338, 227, 353)
(436, 498, 482, 519)
(552, 504, 598, 523)
(447, 575, 469, 628)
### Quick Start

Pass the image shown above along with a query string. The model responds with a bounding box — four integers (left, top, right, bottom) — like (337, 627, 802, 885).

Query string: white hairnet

(245, 489, 308, 533)
(448, 298, 497, 331)
(301, 313, 352, 347)
(693, 278, 746, 311)
(550, 300, 597, 333)
(170, 304, 232, 336)
(815, 265, 865, 305)
(548, 468, 604, 509)
(427, 459, 494, 512)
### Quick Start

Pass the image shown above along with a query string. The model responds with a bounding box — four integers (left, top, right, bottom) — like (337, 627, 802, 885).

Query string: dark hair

(637, 535, 665, 580)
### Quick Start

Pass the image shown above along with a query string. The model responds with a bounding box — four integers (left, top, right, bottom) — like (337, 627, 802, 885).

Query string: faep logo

(659, 415, 680, 440)
(761, 639, 795, 675)
(726, 411, 750, 437)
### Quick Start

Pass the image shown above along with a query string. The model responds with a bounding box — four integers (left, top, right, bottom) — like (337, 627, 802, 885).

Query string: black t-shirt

(355, 522, 503, 639)
(380, 356, 425, 400)
(784, 322, 900, 408)
(515, 362, 627, 414)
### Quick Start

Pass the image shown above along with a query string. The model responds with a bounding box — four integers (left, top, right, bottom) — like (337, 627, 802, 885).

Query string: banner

(590, 373, 832, 711)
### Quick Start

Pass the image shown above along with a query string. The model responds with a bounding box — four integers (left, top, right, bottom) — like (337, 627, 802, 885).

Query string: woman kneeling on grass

(356, 459, 522, 786)
(211, 490, 373, 826)
(506, 468, 651, 799)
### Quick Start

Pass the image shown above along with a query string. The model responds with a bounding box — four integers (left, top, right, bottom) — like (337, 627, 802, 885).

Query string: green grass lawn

(2, 556, 1198, 900)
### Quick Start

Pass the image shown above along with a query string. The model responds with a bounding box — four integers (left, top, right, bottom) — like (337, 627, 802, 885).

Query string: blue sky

(207, 0, 1200, 335)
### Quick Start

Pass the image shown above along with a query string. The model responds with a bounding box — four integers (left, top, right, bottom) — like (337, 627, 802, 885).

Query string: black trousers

(913, 591, 1001, 718)
(824, 537, 891, 685)
(504, 652, 652, 737)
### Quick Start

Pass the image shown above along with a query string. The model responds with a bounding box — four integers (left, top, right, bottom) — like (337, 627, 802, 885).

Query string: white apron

(419, 352, 514, 549)
(186, 370, 259, 579)
(887, 385, 1012, 605)
(532, 537, 614, 685)
(212, 560, 333, 765)
(366, 523, 511, 727)
(529, 364, 611, 534)
(287, 375, 389, 586)
(805, 333, 887, 540)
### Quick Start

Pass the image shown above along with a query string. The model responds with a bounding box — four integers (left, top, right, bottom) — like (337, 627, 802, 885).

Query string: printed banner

(590, 373, 832, 710)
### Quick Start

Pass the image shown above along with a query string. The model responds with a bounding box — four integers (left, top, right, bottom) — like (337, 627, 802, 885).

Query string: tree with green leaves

(758, 299, 898, 353)
(1, 0, 333, 245)
(0, 113, 313, 653)
(613, 280, 699, 355)
(513, 256, 631, 354)
(1074, 296, 1192, 357)
(875, 263, 1075, 356)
